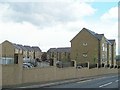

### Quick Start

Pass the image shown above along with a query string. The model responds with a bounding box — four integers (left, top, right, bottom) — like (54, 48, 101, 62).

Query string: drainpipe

(98, 40, 101, 68)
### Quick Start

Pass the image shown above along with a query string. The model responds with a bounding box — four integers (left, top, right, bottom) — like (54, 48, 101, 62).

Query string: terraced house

(0, 40, 42, 64)
(47, 47, 71, 62)
(70, 28, 116, 68)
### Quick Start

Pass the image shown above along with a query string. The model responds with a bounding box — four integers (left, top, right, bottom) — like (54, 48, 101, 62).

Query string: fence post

(88, 62, 89, 69)
(54, 58, 56, 66)
(97, 63, 99, 68)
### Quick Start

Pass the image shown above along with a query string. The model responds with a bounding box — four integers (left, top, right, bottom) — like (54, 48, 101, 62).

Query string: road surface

(45, 74, 119, 88)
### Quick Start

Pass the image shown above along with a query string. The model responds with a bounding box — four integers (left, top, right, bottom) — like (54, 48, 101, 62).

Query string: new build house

(70, 28, 116, 67)
(0, 40, 42, 64)
(47, 47, 71, 62)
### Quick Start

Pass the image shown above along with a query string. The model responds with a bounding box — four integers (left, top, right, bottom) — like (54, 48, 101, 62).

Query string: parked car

(56, 61, 63, 68)
(23, 64, 29, 69)
(76, 65, 83, 69)
(23, 63, 34, 68)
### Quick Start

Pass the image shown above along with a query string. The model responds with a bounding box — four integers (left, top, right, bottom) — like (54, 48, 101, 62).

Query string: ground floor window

(0, 57, 14, 64)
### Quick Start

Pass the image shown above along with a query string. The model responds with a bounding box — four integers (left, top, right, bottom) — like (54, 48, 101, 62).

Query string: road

(4, 74, 119, 90)
(44, 74, 119, 88)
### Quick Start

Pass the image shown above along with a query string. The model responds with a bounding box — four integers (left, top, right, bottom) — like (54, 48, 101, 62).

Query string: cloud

(100, 7, 118, 21)
(0, 20, 79, 51)
(99, 6, 118, 54)
(0, 2, 118, 54)
(0, 0, 119, 2)
(0, 2, 96, 28)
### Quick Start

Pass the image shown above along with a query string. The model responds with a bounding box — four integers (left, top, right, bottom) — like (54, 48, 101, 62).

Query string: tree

(41, 52, 47, 61)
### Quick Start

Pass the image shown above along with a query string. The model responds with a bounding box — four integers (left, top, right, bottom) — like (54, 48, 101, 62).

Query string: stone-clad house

(108, 40, 116, 66)
(70, 28, 116, 67)
(17, 44, 28, 59)
(0, 40, 42, 64)
(24, 45, 34, 59)
(0, 40, 21, 64)
(47, 47, 71, 62)
(32, 46, 42, 60)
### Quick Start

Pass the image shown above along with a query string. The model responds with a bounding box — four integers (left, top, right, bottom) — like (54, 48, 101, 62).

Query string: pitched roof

(95, 34, 104, 40)
(84, 28, 105, 40)
(24, 45, 34, 51)
(105, 38, 112, 45)
(47, 48, 57, 53)
(70, 28, 112, 45)
(17, 44, 27, 51)
(70, 28, 103, 42)
(13, 44, 22, 50)
(47, 47, 71, 53)
(57, 47, 71, 53)
(108, 39, 115, 45)
(32, 46, 41, 52)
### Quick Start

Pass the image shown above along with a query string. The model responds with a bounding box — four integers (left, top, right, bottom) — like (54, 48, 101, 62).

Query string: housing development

(0, 28, 119, 88)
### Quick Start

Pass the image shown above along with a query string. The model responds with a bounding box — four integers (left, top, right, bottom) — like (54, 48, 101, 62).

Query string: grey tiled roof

(47, 48, 57, 53)
(71, 28, 114, 45)
(105, 38, 112, 45)
(57, 47, 71, 53)
(32, 46, 41, 52)
(108, 40, 115, 45)
(13, 44, 22, 50)
(94, 34, 104, 40)
(24, 45, 34, 51)
(86, 28, 113, 45)
(86, 28, 104, 40)
(47, 47, 71, 53)
(17, 44, 27, 51)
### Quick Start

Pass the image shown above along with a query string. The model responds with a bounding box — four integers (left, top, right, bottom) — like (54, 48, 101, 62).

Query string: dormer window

(83, 43, 87, 46)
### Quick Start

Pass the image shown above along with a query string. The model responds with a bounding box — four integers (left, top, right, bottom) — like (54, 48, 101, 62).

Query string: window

(15, 49, 19, 54)
(0, 57, 14, 64)
(102, 43, 105, 51)
(19, 49, 22, 54)
(83, 54, 87, 57)
(83, 43, 87, 46)
(102, 43, 107, 52)
(14, 54, 18, 64)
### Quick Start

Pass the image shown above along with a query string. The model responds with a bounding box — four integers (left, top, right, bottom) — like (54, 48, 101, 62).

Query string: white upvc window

(102, 43, 105, 51)
(0, 57, 14, 64)
(83, 43, 87, 46)
(15, 49, 19, 54)
(19, 49, 22, 54)
(83, 54, 87, 57)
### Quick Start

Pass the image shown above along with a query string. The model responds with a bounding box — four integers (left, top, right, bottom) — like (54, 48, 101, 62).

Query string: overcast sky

(0, 0, 119, 54)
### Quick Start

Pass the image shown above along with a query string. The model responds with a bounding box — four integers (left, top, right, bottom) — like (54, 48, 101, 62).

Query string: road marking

(115, 80, 119, 82)
(77, 75, 117, 84)
(19, 75, 118, 88)
(99, 82, 112, 88)
(77, 77, 107, 83)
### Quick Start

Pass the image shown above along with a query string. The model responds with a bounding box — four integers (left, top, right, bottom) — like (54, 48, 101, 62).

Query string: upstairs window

(83, 54, 87, 57)
(83, 43, 87, 46)
(102, 43, 105, 51)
